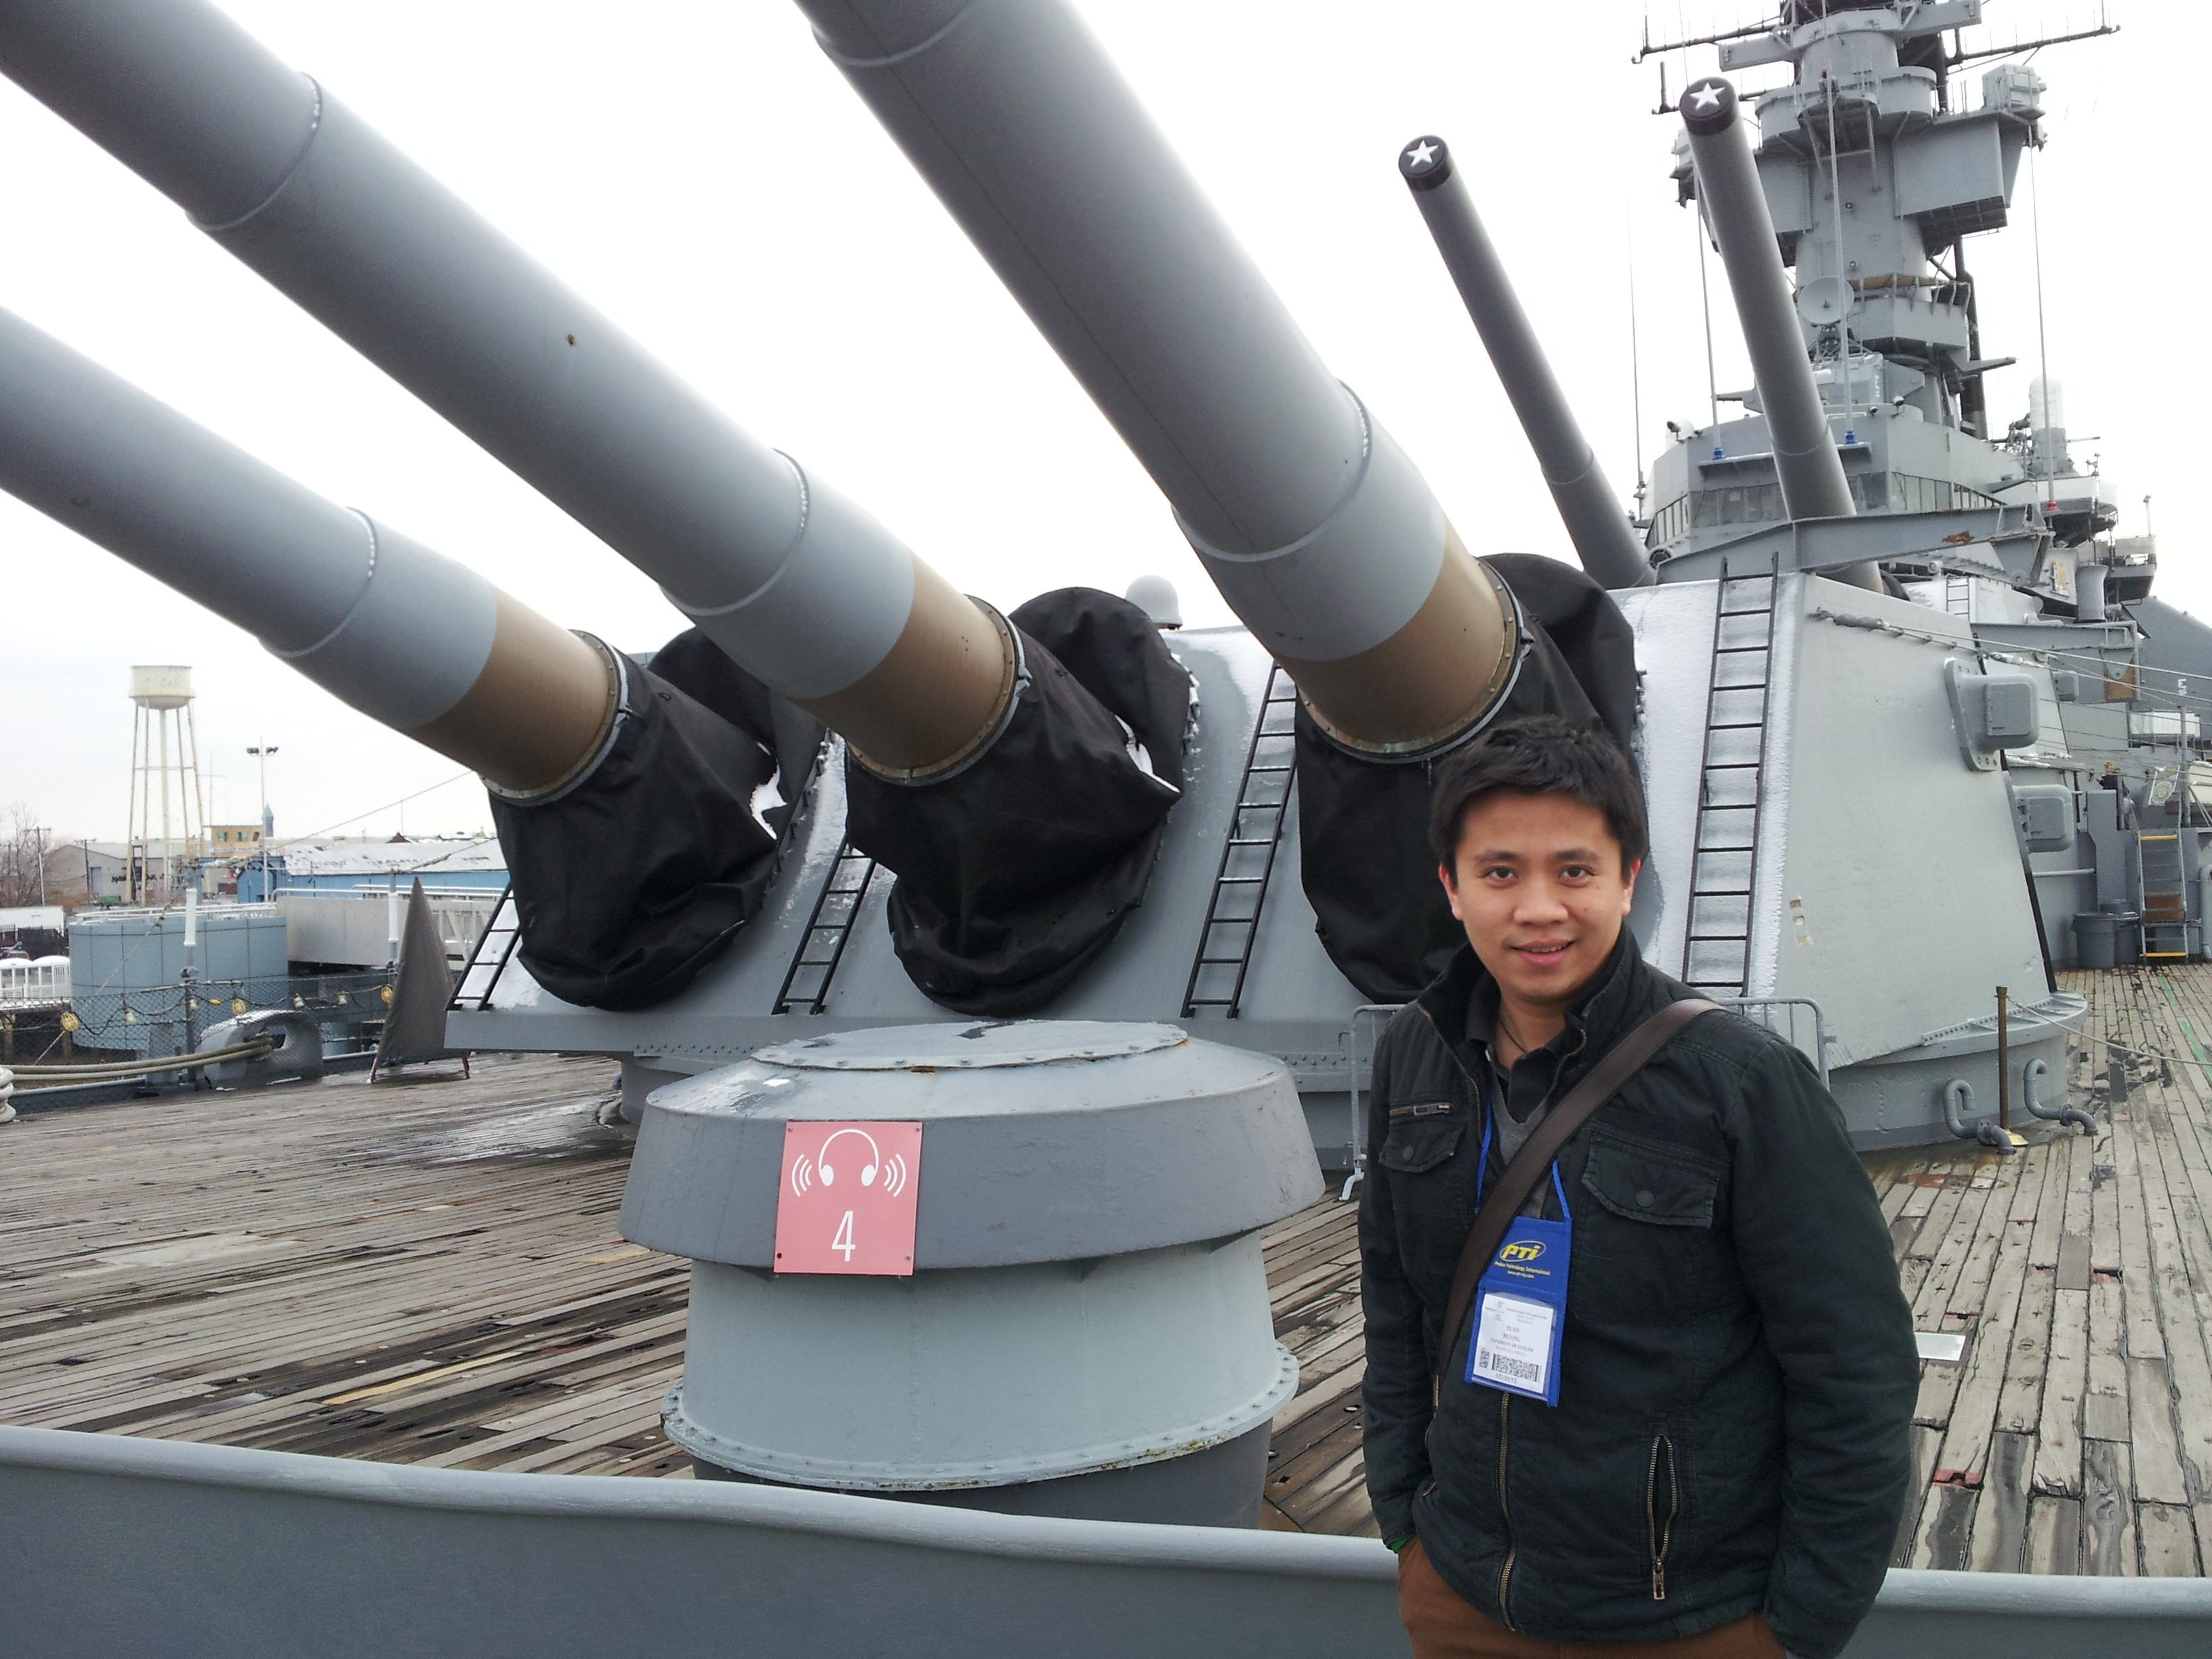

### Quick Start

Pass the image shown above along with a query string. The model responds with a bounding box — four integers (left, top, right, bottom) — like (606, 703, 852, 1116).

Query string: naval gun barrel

(1398, 138, 1653, 592)
(0, 0, 1012, 780)
(795, 0, 1517, 756)
(0, 306, 615, 795)
(1679, 76, 1880, 592)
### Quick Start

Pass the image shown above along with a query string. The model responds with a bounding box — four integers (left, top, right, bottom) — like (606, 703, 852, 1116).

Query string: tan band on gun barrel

(1283, 525, 1519, 757)
(800, 555, 1019, 780)
(408, 590, 620, 794)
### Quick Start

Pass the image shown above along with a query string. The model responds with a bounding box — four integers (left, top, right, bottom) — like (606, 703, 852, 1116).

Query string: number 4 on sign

(775, 1120, 922, 1277)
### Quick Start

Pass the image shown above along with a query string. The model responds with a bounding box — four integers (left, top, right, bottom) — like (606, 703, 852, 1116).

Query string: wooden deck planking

(0, 1055, 696, 1477)
(6, 966, 2212, 1575)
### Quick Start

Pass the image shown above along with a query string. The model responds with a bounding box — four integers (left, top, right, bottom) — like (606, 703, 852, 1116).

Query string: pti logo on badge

(775, 1120, 923, 1276)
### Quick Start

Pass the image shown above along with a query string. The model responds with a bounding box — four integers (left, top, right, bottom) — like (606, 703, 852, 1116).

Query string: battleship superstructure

(1638, 1, 2205, 996)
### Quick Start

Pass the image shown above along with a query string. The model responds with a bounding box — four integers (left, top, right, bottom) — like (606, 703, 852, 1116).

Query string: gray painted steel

(1617, 573, 2069, 1147)
(1125, 573, 1184, 628)
(0, 0, 916, 701)
(194, 1010, 326, 1088)
(0, 305, 495, 728)
(622, 1021, 1322, 1268)
(626, 1023, 1317, 1519)
(1655, 504, 2040, 587)
(797, 0, 1448, 668)
(4, 1426, 2210, 1658)
(2074, 560, 2108, 622)
(665, 1244, 1294, 1502)
(1679, 79, 1858, 528)
(690, 1418, 1278, 1528)
(1399, 138, 1652, 590)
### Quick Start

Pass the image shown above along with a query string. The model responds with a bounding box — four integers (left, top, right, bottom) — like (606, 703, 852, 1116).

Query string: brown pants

(1398, 1539, 1786, 1659)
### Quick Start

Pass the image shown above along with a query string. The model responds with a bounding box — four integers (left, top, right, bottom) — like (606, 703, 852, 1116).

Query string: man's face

(1440, 790, 1639, 1018)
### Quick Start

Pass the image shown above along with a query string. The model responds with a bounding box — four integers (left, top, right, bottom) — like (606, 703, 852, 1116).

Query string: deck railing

(0, 956, 70, 1010)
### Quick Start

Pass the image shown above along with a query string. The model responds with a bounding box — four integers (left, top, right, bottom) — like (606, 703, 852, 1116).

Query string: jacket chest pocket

(1378, 1105, 1477, 1256)
(1379, 1104, 1466, 1174)
(1581, 1136, 1721, 1227)
(1574, 1133, 1733, 1323)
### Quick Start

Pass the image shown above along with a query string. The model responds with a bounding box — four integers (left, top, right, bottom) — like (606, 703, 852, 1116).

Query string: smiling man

(1358, 715, 1916, 1659)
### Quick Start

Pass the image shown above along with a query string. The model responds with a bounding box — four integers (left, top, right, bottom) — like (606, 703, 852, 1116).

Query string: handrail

(1719, 994, 1831, 1086)
(1340, 1004, 1402, 1200)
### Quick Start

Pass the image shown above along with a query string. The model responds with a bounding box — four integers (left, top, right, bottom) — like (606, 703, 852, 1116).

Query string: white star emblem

(1689, 82, 1726, 112)
(1405, 140, 1439, 169)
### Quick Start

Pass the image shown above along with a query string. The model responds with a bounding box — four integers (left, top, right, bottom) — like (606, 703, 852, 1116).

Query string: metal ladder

(449, 884, 522, 1012)
(2137, 832, 2190, 960)
(1183, 665, 1300, 1018)
(773, 838, 880, 1014)
(1681, 557, 1782, 998)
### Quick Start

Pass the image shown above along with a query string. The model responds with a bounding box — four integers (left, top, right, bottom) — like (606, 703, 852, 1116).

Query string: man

(1359, 715, 1917, 1659)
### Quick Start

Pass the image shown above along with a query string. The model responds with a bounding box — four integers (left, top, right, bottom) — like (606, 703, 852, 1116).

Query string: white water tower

(126, 664, 209, 904)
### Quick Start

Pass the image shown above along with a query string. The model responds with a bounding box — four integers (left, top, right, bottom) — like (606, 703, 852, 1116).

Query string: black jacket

(1359, 933, 1916, 1659)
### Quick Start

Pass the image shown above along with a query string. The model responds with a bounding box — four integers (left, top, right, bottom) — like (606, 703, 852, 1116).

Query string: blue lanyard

(1475, 1079, 1572, 1219)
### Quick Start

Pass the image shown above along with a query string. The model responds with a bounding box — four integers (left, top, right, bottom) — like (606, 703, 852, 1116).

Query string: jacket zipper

(1416, 1001, 1590, 1635)
(1496, 1391, 1518, 1628)
(1646, 1434, 1679, 1601)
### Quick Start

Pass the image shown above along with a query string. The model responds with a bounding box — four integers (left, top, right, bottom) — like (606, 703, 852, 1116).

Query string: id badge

(1465, 1213, 1572, 1406)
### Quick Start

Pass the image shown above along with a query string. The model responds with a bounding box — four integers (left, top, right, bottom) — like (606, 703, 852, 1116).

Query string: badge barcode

(1479, 1352, 1540, 1384)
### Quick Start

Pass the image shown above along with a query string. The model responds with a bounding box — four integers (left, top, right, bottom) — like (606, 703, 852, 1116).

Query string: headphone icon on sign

(791, 1128, 909, 1200)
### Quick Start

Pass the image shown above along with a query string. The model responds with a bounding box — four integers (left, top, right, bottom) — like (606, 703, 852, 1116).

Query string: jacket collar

(1415, 924, 1651, 1066)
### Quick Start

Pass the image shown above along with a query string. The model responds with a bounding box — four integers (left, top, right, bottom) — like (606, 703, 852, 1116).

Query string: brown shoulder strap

(1434, 998, 1721, 1391)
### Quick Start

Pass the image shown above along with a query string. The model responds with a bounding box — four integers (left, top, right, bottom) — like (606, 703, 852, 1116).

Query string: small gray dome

(1124, 574, 1182, 628)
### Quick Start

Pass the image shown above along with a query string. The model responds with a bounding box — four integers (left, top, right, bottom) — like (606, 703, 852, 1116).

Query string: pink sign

(775, 1120, 923, 1276)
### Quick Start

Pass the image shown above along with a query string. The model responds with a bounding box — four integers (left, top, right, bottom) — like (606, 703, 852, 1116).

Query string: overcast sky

(1, 0, 2191, 846)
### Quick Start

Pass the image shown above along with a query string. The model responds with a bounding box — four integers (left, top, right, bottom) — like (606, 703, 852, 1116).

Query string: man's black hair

(1428, 714, 1648, 872)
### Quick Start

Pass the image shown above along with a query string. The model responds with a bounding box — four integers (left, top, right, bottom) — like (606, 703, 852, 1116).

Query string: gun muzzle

(0, 0, 1012, 777)
(795, 0, 1517, 756)
(0, 306, 618, 794)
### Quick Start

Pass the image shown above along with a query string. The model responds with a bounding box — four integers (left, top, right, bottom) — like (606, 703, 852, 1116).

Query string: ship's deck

(1, 965, 2207, 1576)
